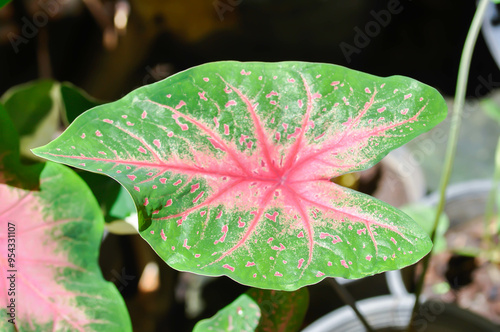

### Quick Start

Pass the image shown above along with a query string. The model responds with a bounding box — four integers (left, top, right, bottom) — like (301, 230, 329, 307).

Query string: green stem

(327, 278, 375, 332)
(407, 0, 489, 330)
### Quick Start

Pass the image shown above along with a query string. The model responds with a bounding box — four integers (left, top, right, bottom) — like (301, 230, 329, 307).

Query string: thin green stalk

(327, 278, 375, 332)
(407, 0, 490, 330)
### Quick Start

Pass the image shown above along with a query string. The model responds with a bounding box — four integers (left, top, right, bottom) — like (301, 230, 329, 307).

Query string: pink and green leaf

(0, 162, 132, 331)
(33, 61, 447, 290)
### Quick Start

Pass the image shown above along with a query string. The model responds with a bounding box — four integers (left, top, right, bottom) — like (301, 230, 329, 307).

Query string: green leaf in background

(105, 186, 139, 234)
(0, 0, 11, 9)
(0, 162, 132, 331)
(1, 80, 122, 222)
(1, 80, 104, 161)
(33, 61, 447, 290)
(0, 103, 42, 189)
(480, 97, 500, 124)
(60, 82, 103, 125)
(1, 80, 59, 161)
(246, 287, 308, 332)
(400, 204, 449, 254)
(193, 287, 308, 332)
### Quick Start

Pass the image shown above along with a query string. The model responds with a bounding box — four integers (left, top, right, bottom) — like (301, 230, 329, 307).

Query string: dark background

(1, 0, 499, 101)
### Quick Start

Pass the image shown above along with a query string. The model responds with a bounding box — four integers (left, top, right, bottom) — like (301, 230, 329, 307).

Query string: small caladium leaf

(0, 162, 132, 331)
(193, 287, 308, 332)
(193, 293, 260, 332)
(33, 61, 447, 290)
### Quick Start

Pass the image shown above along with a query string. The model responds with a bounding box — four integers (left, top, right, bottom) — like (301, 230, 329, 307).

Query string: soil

(422, 216, 500, 324)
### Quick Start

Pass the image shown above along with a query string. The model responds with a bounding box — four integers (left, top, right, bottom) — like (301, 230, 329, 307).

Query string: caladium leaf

(33, 61, 447, 290)
(193, 287, 308, 332)
(0, 162, 132, 331)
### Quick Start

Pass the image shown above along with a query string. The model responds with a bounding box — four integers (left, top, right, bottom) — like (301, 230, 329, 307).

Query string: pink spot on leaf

(160, 229, 167, 241)
(153, 139, 161, 148)
(127, 175, 136, 181)
(223, 264, 235, 272)
(246, 262, 255, 267)
(198, 91, 207, 101)
(320, 232, 342, 244)
(265, 211, 278, 222)
(138, 146, 147, 154)
(175, 100, 186, 109)
(266, 91, 278, 98)
(95, 130, 102, 137)
(190, 183, 200, 193)
(297, 231, 304, 238)
(103, 119, 113, 124)
(225, 100, 236, 107)
(141, 111, 147, 119)
(341, 260, 349, 268)
(193, 191, 204, 203)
